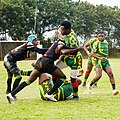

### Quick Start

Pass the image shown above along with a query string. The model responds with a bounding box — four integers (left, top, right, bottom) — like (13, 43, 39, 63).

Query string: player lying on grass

(21, 70, 82, 101)
(38, 73, 81, 101)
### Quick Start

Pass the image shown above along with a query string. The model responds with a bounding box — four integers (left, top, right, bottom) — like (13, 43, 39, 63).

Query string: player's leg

(48, 68, 66, 95)
(20, 62, 34, 76)
(11, 67, 22, 92)
(67, 55, 82, 100)
(7, 69, 40, 104)
(104, 65, 119, 95)
(70, 69, 80, 100)
(4, 55, 22, 94)
(52, 75, 58, 84)
(39, 74, 53, 100)
(82, 56, 94, 88)
(45, 67, 66, 102)
(6, 71, 13, 94)
(88, 68, 102, 93)
(20, 70, 32, 76)
(82, 63, 93, 87)
(51, 56, 67, 84)
(4, 55, 13, 94)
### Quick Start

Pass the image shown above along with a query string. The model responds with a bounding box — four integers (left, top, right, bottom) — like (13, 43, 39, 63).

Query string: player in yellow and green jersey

(38, 73, 81, 101)
(82, 37, 99, 88)
(87, 32, 119, 95)
(20, 71, 82, 101)
(52, 21, 83, 101)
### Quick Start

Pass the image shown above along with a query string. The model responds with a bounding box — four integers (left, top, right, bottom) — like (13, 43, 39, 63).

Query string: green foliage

(0, 59, 120, 120)
(0, 0, 120, 46)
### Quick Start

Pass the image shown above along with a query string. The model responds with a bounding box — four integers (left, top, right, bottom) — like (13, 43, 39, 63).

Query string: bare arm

(61, 46, 83, 55)
(84, 42, 92, 57)
(92, 52, 107, 61)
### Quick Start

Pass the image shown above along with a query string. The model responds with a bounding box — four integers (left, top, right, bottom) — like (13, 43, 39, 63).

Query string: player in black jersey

(4, 35, 48, 98)
(6, 40, 82, 103)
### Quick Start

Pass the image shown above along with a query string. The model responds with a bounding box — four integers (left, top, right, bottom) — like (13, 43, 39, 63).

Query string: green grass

(0, 59, 120, 120)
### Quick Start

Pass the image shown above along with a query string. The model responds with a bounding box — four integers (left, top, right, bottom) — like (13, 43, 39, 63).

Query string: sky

(73, 0, 120, 8)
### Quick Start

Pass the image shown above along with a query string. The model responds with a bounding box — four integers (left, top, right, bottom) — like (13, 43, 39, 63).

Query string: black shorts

(4, 54, 20, 76)
(35, 57, 57, 74)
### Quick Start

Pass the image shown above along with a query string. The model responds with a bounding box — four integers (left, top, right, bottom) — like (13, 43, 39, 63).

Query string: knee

(108, 72, 114, 78)
(96, 74, 102, 79)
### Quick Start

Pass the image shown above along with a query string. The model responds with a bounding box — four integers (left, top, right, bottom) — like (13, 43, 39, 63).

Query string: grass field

(0, 59, 120, 120)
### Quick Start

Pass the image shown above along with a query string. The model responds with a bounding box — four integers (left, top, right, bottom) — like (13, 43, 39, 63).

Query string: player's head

(27, 34, 39, 45)
(60, 20, 71, 30)
(27, 34, 37, 42)
(58, 20, 71, 35)
(98, 32, 105, 42)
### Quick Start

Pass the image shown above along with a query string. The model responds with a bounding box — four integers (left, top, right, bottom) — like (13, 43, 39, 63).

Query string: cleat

(87, 83, 92, 94)
(13, 96, 17, 101)
(6, 93, 15, 104)
(112, 90, 119, 95)
(82, 82, 86, 88)
(45, 93, 57, 102)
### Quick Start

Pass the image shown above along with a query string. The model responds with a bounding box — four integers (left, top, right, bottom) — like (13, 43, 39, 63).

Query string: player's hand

(99, 57, 107, 61)
(86, 51, 92, 57)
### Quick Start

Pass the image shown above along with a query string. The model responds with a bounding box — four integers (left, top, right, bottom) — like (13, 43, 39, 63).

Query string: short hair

(60, 21, 71, 30)
(98, 31, 105, 35)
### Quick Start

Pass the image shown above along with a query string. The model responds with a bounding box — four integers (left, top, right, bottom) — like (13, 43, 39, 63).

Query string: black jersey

(9, 42, 48, 61)
(44, 40, 65, 61)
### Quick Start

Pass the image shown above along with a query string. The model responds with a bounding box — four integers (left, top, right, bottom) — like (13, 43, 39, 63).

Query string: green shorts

(63, 53, 83, 70)
(95, 59, 110, 69)
(88, 57, 95, 66)
(39, 79, 73, 101)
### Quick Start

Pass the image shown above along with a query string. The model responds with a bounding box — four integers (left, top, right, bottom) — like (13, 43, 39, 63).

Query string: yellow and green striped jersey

(88, 38, 99, 49)
(64, 30, 79, 48)
(93, 40, 108, 58)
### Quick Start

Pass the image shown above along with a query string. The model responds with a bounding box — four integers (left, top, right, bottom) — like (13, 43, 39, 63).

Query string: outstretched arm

(61, 46, 83, 55)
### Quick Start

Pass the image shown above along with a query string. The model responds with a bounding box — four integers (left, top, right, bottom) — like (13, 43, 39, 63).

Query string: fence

(0, 41, 120, 60)
(0, 41, 36, 60)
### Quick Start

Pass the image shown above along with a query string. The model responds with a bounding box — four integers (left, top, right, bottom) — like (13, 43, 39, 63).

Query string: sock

(12, 75, 22, 91)
(72, 81, 79, 97)
(11, 81, 28, 97)
(112, 84, 115, 90)
(48, 80, 63, 95)
(84, 71, 90, 82)
(73, 88, 78, 97)
(6, 78, 12, 93)
(21, 70, 32, 76)
(90, 82, 94, 86)
(94, 82, 98, 86)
